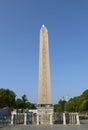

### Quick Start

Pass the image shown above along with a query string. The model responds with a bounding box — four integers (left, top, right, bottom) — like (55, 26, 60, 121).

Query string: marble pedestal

(37, 105, 53, 125)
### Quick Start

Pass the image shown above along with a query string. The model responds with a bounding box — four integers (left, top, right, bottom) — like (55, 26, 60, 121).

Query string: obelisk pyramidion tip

(42, 24, 45, 28)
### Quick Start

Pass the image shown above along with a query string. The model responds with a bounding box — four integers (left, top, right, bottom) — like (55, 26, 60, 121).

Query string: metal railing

(0, 115, 11, 127)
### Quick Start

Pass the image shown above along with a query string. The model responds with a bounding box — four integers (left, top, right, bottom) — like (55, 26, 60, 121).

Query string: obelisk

(38, 24, 52, 105)
(37, 25, 53, 125)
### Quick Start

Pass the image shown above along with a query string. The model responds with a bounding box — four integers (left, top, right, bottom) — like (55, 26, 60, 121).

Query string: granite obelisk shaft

(38, 25, 52, 105)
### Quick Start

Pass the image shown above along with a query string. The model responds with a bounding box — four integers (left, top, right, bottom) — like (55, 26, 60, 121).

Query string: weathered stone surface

(38, 25, 52, 105)
(37, 25, 53, 125)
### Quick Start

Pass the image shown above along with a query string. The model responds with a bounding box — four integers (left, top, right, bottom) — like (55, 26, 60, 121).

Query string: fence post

(24, 113, 27, 125)
(37, 114, 39, 125)
(63, 113, 66, 125)
(11, 113, 14, 125)
(76, 113, 80, 125)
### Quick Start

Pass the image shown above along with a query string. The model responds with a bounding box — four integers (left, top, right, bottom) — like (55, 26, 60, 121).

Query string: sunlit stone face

(38, 25, 52, 105)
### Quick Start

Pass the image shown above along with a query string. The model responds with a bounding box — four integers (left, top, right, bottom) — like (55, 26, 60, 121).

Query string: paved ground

(1, 124, 88, 130)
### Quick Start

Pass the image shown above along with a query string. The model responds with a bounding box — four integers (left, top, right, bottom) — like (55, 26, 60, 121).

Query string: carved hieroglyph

(38, 25, 52, 105)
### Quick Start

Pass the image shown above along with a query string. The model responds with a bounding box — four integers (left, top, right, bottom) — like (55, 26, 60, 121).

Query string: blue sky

(0, 0, 88, 104)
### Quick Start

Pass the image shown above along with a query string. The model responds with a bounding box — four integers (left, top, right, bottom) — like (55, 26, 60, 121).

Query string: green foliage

(54, 89, 88, 112)
(15, 94, 36, 109)
(54, 104, 60, 112)
(0, 88, 16, 108)
(79, 99, 88, 111)
(65, 96, 81, 112)
(54, 100, 66, 112)
(1, 88, 88, 111)
(15, 98, 23, 109)
(0, 88, 36, 109)
(81, 89, 88, 101)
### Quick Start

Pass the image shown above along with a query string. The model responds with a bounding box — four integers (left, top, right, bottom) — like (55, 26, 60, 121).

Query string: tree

(64, 100, 74, 112)
(79, 100, 88, 111)
(15, 94, 36, 109)
(0, 88, 16, 108)
(81, 89, 88, 101)
(15, 98, 23, 109)
(64, 90, 88, 112)
(54, 100, 66, 112)
(58, 100, 66, 112)
(54, 104, 61, 112)
(21, 94, 28, 103)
